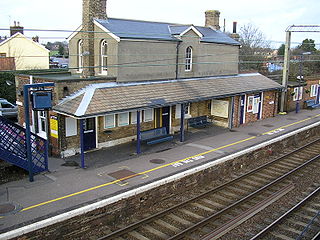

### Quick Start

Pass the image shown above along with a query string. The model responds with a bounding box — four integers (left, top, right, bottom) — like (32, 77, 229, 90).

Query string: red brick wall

(286, 78, 320, 112)
(0, 57, 15, 70)
(233, 91, 278, 127)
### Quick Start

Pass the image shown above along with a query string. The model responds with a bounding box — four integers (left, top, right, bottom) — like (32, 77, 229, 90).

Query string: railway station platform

(1, 108, 320, 239)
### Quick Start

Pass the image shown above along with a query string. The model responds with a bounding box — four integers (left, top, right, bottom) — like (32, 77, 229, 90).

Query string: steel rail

(98, 138, 320, 240)
(250, 186, 320, 240)
(169, 155, 320, 239)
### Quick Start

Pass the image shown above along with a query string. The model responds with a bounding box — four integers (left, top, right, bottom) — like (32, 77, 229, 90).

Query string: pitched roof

(53, 73, 282, 118)
(0, 32, 49, 52)
(92, 18, 239, 45)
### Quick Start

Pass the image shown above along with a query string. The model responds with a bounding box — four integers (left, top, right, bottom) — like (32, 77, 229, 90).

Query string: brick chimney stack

(205, 10, 220, 31)
(10, 21, 24, 36)
(82, 0, 107, 78)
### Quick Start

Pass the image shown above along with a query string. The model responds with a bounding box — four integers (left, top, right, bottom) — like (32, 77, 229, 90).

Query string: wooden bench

(140, 127, 173, 145)
(188, 116, 212, 128)
(305, 99, 320, 109)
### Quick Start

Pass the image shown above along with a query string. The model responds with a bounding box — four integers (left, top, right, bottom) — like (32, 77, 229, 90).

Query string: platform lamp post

(296, 52, 311, 113)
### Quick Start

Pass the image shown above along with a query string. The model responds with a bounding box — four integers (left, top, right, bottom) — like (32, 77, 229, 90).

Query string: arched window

(77, 40, 83, 72)
(100, 40, 108, 74)
(185, 46, 192, 71)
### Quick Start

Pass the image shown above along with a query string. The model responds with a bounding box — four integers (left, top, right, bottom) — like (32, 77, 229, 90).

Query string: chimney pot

(205, 10, 220, 30)
(10, 21, 24, 36)
(233, 22, 237, 33)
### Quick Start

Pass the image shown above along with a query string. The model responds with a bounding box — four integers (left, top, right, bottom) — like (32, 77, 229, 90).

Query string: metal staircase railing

(0, 116, 48, 174)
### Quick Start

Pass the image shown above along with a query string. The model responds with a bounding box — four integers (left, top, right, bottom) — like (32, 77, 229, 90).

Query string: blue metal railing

(0, 116, 48, 174)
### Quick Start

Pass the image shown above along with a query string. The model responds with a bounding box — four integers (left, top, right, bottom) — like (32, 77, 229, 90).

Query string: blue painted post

(136, 110, 141, 154)
(23, 82, 55, 182)
(23, 85, 34, 182)
(80, 119, 85, 168)
(44, 139, 49, 171)
(180, 103, 185, 142)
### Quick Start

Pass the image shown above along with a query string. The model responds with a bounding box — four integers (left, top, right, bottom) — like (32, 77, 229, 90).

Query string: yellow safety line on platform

(17, 114, 320, 213)
(262, 113, 320, 136)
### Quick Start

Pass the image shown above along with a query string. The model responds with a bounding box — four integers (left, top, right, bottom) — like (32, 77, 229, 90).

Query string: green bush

(0, 72, 16, 103)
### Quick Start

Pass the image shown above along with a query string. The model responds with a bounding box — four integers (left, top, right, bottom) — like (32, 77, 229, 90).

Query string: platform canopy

(53, 73, 283, 118)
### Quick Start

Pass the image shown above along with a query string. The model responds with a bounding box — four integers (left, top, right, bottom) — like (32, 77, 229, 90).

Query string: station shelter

(45, 72, 283, 160)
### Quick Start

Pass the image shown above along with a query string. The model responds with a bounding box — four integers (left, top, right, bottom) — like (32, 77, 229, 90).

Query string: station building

(15, 0, 282, 158)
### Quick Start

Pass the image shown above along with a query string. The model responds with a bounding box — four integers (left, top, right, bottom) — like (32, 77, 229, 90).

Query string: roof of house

(92, 18, 240, 45)
(53, 73, 283, 118)
(0, 32, 50, 52)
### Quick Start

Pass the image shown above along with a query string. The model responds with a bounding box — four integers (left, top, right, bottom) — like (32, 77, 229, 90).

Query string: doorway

(162, 107, 170, 133)
(83, 117, 96, 151)
(239, 95, 246, 125)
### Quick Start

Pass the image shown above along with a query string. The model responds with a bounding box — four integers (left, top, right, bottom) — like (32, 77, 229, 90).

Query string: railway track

(251, 186, 320, 240)
(97, 139, 320, 240)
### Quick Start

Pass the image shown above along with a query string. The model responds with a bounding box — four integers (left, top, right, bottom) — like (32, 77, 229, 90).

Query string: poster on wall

(50, 116, 58, 138)
(253, 96, 260, 114)
(247, 96, 254, 112)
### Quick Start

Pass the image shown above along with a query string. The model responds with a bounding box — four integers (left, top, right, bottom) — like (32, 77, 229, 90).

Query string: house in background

(15, 0, 282, 158)
(0, 22, 49, 70)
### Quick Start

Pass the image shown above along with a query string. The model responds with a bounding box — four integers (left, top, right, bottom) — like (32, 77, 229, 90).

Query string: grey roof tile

(53, 74, 282, 118)
(96, 18, 239, 45)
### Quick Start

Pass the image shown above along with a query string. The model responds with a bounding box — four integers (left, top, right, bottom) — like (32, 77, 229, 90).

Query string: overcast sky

(0, 0, 319, 48)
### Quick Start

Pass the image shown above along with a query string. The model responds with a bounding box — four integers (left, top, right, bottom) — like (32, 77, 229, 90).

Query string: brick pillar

(81, 0, 107, 78)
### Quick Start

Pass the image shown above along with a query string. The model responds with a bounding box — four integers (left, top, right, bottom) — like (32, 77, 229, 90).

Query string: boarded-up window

(211, 100, 229, 118)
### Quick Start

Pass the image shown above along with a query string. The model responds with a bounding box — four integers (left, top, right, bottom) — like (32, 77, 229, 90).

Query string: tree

(277, 44, 285, 56)
(238, 23, 271, 72)
(0, 72, 16, 103)
(58, 45, 65, 57)
(298, 38, 317, 53)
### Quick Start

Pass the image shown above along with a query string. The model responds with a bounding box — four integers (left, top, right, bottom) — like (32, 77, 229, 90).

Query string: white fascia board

(94, 20, 120, 42)
(180, 26, 203, 38)
(67, 25, 82, 42)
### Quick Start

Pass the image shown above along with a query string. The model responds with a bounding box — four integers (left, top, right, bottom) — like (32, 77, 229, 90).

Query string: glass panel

(105, 115, 115, 128)
(118, 112, 129, 126)
(144, 109, 153, 122)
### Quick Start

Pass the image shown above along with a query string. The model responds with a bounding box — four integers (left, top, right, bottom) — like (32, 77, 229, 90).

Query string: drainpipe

(175, 41, 181, 79)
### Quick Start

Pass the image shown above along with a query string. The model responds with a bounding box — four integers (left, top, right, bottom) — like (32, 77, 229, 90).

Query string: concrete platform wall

(9, 124, 320, 240)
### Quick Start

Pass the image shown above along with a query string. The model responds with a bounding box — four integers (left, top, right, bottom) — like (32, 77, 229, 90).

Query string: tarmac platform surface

(1, 108, 320, 238)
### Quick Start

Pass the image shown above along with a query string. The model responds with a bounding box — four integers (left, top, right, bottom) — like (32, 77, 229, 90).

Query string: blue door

(84, 118, 96, 151)
(239, 95, 245, 125)
(162, 107, 170, 133)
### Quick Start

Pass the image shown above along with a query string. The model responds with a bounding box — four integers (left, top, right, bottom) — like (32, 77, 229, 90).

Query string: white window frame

(100, 39, 108, 75)
(293, 86, 303, 101)
(143, 109, 154, 122)
(185, 46, 193, 71)
(310, 84, 318, 97)
(252, 96, 261, 114)
(175, 104, 191, 119)
(104, 114, 115, 129)
(130, 111, 142, 124)
(66, 117, 77, 137)
(117, 112, 129, 126)
(77, 40, 83, 72)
